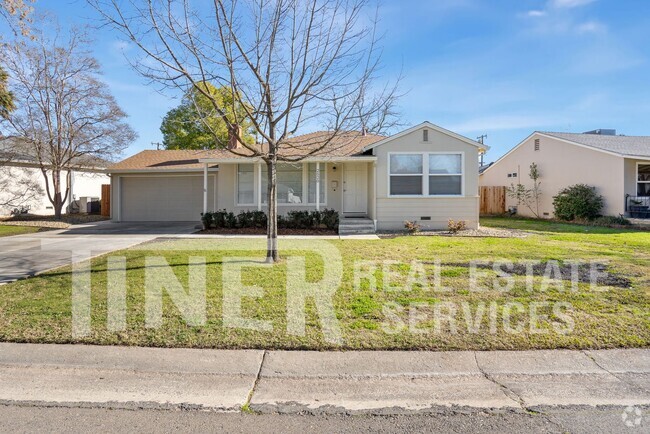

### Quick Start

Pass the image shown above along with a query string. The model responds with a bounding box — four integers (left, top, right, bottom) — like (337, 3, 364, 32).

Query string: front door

(343, 163, 368, 214)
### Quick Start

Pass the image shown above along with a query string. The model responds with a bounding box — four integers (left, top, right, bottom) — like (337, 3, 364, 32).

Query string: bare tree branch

(89, 0, 401, 261)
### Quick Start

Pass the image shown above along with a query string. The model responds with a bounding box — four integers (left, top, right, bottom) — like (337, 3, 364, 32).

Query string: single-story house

(0, 142, 109, 216)
(480, 129, 650, 218)
(107, 122, 488, 231)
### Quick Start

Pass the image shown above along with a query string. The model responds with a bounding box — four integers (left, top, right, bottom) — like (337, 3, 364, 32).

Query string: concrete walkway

(0, 343, 647, 414)
(0, 221, 197, 284)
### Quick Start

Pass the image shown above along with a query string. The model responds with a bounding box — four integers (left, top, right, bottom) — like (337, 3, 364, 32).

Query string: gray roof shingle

(541, 132, 650, 158)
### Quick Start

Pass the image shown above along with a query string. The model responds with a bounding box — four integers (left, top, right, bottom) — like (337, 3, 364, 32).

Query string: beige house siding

(373, 126, 480, 230)
(480, 134, 626, 217)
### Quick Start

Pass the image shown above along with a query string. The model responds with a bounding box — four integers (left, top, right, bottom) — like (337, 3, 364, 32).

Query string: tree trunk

(266, 159, 279, 263)
(52, 169, 64, 219)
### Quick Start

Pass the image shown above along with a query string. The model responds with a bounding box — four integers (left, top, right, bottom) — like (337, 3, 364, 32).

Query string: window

(429, 154, 462, 195)
(257, 162, 325, 205)
(534, 139, 540, 151)
(261, 163, 303, 204)
(237, 164, 255, 204)
(638, 164, 650, 196)
(389, 153, 463, 196)
(389, 154, 423, 195)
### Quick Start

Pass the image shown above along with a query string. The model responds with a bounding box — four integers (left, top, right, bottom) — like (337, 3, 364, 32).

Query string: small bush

(201, 212, 213, 229)
(404, 220, 420, 234)
(250, 211, 267, 228)
(590, 215, 632, 227)
(320, 209, 339, 230)
(553, 184, 604, 221)
(447, 219, 467, 234)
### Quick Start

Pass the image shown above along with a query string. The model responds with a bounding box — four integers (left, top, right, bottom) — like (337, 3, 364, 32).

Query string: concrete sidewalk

(0, 343, 647, 414)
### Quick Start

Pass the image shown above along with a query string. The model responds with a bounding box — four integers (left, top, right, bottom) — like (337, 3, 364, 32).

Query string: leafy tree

(161, 83, 255, 150)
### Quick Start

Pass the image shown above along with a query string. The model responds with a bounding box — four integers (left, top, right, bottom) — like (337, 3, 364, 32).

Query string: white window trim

(387, 151, 464, 198)
(638, 162, 650, 195)
(238, 162, 328, 207)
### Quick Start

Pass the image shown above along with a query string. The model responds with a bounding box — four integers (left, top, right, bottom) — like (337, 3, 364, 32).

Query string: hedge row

(201, 209, 339, 230)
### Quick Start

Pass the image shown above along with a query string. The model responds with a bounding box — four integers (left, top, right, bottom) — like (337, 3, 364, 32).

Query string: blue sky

(28, 0, 650, 161)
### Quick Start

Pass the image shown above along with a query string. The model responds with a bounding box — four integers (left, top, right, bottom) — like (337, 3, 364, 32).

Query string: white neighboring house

(480, 129, 650, 218)
(0, 146, 109, 216)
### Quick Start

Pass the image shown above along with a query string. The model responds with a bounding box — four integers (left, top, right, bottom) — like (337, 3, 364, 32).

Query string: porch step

(338, 217, 376, 235)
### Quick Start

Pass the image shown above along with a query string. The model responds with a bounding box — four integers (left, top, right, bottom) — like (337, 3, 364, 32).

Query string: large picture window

(638, 164, 650, 196)
(389, 153, 463, 197)
(242, 162, 326, 205)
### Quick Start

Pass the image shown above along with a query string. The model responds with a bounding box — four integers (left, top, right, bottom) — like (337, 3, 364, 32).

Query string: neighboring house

(480, 129, 650, 218)
(0, 143, 109, 216)
(107, 122, 488, 230)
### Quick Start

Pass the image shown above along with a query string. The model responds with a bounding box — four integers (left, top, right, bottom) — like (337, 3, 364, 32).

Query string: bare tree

(0, 23, 137, 218)
(91, 0, 400, 262)
(0, 0, 34, 37)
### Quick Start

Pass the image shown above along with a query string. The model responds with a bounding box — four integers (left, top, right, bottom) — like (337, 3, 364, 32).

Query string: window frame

(387, 151, 465, 198)
(637, 162, 650, 197)
(236, 163, 256, 206)
(238, 162, 328, 206)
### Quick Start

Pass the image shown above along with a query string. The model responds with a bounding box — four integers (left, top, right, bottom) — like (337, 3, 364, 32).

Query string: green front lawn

(0, 217, 648, 350)
(0, 225, 40, 237)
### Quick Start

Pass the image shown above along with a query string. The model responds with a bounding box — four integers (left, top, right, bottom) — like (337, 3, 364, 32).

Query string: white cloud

(550, 0, 596, 9)
(576, 21, 606, 34)
(527, 10, 547, 17)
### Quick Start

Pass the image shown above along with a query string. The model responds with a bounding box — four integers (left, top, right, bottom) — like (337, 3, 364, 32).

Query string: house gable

(362, 122, 489, 153)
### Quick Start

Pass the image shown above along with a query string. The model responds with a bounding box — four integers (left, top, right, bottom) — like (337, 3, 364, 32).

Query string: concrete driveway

(0, 221, 198, 284)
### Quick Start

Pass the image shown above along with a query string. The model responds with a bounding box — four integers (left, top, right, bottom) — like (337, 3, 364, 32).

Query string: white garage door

(121, 176, 215, 221)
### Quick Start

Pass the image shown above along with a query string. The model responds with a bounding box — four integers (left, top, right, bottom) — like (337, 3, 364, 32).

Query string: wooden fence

(101, 184, 111, 217)
(480, 186, 506, 215)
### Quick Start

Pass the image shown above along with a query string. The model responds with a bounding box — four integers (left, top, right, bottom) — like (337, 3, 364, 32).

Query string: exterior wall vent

(534, 139, 540, 151)
(421, 216, 431, 220)
(423, 129, 429, 142)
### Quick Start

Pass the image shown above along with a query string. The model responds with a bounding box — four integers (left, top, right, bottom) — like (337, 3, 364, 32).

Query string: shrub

(553, 184, 604, 221)
(590, 215, 632, 227)
(404, 220, 420, 234)
(447, 219, 467, 234)
(204, 209, 339, 230)
(250, 211, 267, 228)
(320, 208, 339, 230)
(286, 210, 312, 229)
(201, 212, 213, 229)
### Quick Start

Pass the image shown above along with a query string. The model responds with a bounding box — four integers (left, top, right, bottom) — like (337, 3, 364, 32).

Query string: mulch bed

(197, 227, 338, 236)
(379, 227, 530, 239)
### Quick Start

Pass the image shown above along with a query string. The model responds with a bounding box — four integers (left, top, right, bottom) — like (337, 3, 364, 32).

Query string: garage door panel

(121, 176, 215, 221)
